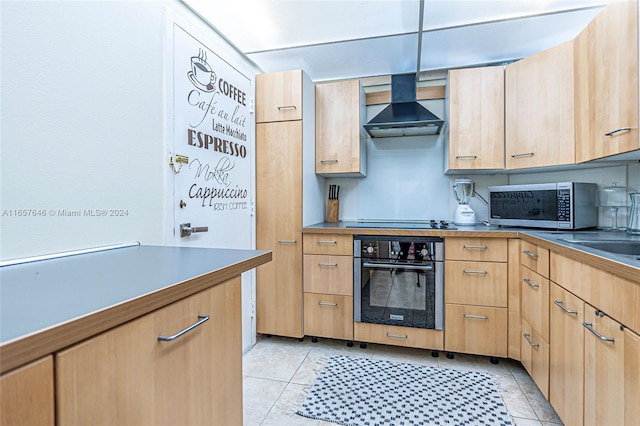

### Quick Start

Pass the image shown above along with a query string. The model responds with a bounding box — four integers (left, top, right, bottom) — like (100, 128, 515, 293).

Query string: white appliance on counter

(453, 178, 477, 225)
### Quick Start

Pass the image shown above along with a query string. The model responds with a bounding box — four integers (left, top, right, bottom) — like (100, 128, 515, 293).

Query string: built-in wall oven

(354, 235, 444, 330)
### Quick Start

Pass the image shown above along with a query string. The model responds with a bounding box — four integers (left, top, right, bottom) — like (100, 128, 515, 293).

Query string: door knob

(180, 223, 209, 238)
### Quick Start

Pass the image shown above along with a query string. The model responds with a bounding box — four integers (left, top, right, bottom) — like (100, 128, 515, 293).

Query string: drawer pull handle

(158, 314, 209, 342)
(463, 270, 488, 275)
(320, 159, 339, 163)
(554, 300, 578, 315)
(522, 250, 539, 258)
(278, 240, 297, 244)
(386, 333, 408, 339)
(277, 105, 297, 110)
(317, 263, 338, 267)
(583, 322, 615, 342)
(523, 278, 540, 288)
(317, 240, 338, 245)
(456, 155, 477, 159)
(464, 314, 488, 320)
(463, 245, 487, 250)
(523, 333, 540, 348)
(318, 302, 338, 307)
(604, 127, 631, 136)
(511, 152, 535, 158)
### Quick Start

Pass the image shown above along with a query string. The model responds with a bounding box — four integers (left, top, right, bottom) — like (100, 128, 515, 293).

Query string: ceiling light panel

(421, 0, 606, 30)
(183, 0, 421, 53)
(419, 6, 603, 71)
(248, 32, 419, 81)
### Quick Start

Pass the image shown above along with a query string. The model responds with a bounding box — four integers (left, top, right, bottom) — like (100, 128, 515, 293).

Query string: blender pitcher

(627, 192, 640, 235)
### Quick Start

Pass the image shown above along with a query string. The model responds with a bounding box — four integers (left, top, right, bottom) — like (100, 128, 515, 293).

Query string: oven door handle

(362, 261, 434, 271)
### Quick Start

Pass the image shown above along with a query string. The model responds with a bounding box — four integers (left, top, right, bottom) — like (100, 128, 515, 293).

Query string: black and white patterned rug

(296, 355, 513, 426)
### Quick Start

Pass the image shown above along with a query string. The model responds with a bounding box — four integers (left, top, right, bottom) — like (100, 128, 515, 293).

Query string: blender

(453, 178, 477, 225)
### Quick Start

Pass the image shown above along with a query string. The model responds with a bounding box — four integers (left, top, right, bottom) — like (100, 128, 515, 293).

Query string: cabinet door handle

(583, 322, 615, 342)
(463, 245, 487, 250)
(523, 278, 540, 288)
(320, 159, 339, 163)
(463, 269, 488, 275)
(523, 333, 540, 348)
(604, 127, 631, 136)
(456, 155, 477, 159)
(277, 105, 297, 110)
(317, 262, 338, 267)
(158, 314, 209, 341)
(317, 240, 337, 245)
(522, 250, 539, 258)
(318, 302, 338, 307)
(511, 152, 535, 158)
(554, 300, 578, 315)
(278, 240, 297, 244)
(464, 314, 488, 320)
(386, 333, 408, 339)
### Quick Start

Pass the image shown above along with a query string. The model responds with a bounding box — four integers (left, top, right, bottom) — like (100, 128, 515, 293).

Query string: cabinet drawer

(521, 319, 549, 399)
(303, 255, 353, 296)
(354, 322, 444, 350)
(520, 240, 549, 278)
(444, 304, 507, 357)
(444, 261, 507, 307)
(445, 238, 507, 262)
(303, 234, 352, 255)
(551, 252, 640, 334)
(521, 267, 550, 341)
(303, 293, 353, 340)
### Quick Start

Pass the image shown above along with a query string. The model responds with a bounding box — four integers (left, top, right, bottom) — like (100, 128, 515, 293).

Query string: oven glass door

(358, 259, 438, 329)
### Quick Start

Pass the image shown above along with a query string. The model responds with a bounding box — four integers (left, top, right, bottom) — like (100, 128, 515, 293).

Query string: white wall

(1, 0, 171, 260)
(1, 0, 262, 352)
(1, 0, 262, 260)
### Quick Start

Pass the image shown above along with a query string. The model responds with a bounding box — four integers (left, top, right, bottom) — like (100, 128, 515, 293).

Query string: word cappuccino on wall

(173, 27, 251, 212)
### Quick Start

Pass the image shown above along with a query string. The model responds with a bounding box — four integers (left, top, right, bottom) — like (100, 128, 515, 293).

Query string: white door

(167, 21, 256, 349)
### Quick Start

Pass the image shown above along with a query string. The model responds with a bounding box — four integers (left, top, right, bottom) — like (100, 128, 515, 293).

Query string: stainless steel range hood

(363, 73, 444, 138)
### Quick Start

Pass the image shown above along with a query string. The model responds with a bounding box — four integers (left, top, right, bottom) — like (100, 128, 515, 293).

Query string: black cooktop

(345, 221, 455, 230)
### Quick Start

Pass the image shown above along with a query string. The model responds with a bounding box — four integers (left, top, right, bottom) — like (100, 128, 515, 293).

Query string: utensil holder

(327, 199, 339, 223)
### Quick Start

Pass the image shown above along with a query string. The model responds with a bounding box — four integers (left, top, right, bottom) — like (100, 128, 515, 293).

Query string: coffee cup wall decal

(188, 48, 216, 92)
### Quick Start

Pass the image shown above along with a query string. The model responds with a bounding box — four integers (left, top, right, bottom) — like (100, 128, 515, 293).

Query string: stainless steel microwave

(488, 182, 598, 229)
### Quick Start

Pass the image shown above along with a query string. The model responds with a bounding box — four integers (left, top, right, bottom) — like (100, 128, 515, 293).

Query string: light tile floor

(243, 336, 563, 426)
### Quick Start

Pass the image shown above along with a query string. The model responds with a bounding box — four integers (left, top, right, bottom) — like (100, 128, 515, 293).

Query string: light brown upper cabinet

(256, 70, 303, 123)
(447, 66, 504, 171)
(505, 40, 576, 170)
(315, 80, 367, 176)
(575, 0, 639, 162)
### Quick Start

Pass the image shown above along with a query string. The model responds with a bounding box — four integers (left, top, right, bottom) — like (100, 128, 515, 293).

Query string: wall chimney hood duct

(363, 73, 444, 138)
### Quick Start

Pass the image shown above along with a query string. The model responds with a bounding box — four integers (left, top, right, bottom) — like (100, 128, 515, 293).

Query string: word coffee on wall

(172, 24, 251, 216)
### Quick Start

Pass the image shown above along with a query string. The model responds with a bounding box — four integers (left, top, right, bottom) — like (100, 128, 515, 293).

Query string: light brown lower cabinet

(584, 306, 640, 426)
(521, 318, 550, 399)
(0, 356, 54, 426)
(549, 283, 585, 426)
(303, 293, 353, 340)
(445, 304, 507, 357)
(256, 120, 303, 338)
(56, 278, 242, 426)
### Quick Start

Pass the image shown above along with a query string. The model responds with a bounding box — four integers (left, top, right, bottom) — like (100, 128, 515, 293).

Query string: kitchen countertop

(303, 221, 520, 238)
(304, 222, 640, 278)
(0, 245, 271, 374)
